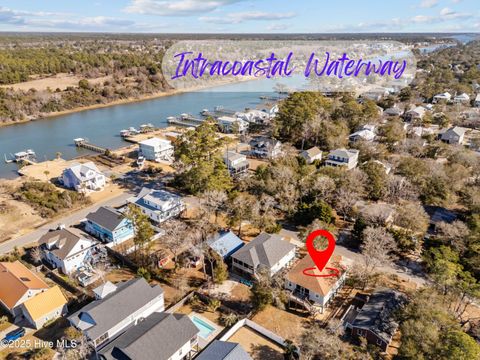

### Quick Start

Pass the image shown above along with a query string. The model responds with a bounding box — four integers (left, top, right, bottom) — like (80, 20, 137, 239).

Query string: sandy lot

(228, 326, 284, 360)
(0, 73, 111, 92)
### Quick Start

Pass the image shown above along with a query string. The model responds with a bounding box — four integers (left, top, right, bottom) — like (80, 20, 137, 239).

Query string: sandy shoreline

(0, 76, 260, 128)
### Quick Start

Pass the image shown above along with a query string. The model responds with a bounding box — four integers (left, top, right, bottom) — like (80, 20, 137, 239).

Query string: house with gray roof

(325, 149, 359, 170)
(440, 126, 468, 145)
(208, 230, 244, 260)
(85, 206, 134, 245)
(62, 161, 106, 193)
(404, 106, 426, 122)
(348, 288, 406, 351)
(196, 340, 251, 360)
(38, 228, 99, 274)
(300, 147, 322, 164)
(98, 312, 198, 360)
(127, 187, 185, 224)
(249, 137, 282, 159)
(68, 278, 164, 348)
(231, 233, 296, 277)
(223, 151, 249, 176)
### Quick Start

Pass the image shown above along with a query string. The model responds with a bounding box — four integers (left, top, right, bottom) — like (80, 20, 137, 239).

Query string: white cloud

(124, 0, 244, 16)
(418, 0, 438, 8)
(200, 11, 296, 24)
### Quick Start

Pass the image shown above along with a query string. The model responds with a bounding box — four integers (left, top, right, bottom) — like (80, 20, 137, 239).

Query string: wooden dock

(74, 138, 107, 153)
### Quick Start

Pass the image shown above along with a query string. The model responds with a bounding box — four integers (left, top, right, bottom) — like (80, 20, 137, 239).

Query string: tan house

(21, 286, 68, 328)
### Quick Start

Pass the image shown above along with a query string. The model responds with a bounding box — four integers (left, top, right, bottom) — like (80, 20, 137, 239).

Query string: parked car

(4, 328, 25, 342)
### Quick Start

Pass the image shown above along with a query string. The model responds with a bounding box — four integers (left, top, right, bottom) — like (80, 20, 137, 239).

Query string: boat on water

(128, 127, 140, 134)
(120, 129, 130, 137)
(8, 149, 37, 163)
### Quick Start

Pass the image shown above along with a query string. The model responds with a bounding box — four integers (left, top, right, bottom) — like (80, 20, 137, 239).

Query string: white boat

(120, 129, 130, 137)
(128, 127, 140, 134)
(14, 149, 36, 162)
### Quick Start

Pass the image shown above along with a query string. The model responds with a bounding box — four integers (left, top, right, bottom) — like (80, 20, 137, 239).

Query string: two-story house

(231, 233, 296, 278)
(62, 162, 106, 193)
(325, 149, 359, 170)
(85, 206, 134, 246)
(440, 126, 468, 145)
(139, 137, 174, 163)
(68, 278, 165, 348)
(249, 137, 282, 159)
(285, 254, 347, 313)
(223, 151, 249, 176)
(300, 147, 322, 164)
(0, 261, 67, 328)
(38, 228, 99, 274)
(98, 312, 199, 360)
(217, 116, 249, 133)
(127, 187, 185, 224)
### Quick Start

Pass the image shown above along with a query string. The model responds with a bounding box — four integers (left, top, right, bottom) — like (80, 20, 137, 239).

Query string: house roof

(93, 281, 117, 299)
(208, 231, 244, 258)
(328, 148, 359, 159)
(196, 340, 252, 360)
(407, 106, 426, 116)
(224, 151, 246, 162)
(454, 93, 470, 100)
(98, 313, 199, 360)
(68, 278, 164, 341)
(250, 137, 281, 149)
(38, 228, 96, 261)
(286, 255, 345, 297)
(0, 261, 48, 309)
(349, 129, 375, 141)
(139, 137, 172, 149)
(65, 162, 103, 181)
(129, 187, 181, 212)
(443, 126, 468, 137)
(300, 147, 322, 158)
(22, 286, 67, 320)
(231, 233, 295, 270)
(87, 206, 128, 232)
(352, 288, 406, 343)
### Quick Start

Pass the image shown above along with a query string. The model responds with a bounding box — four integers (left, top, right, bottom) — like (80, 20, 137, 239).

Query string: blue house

(207, 231, 244, 260)
(85, 206, 134, 245)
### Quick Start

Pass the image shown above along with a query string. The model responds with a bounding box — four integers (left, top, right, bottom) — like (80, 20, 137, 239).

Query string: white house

(223, 151, 249, 176)
(38, 228, 99, 274)
(127, 187, 185, 223)
(68, 278, 165, 348)
(217, 116, 249, 133)
(432, 92, 452, 103)
(349, 128, 375, 142)
(453, 93, 470, 104)
(404, 106, 426, 122)
(440, 126, 468, 145)
(286, 255, 347, 313)
(250, 137, 282, 159)
(98, 312, 199, 360)
(231, 233, 296, 277)
(62, 162, 106, 193)
(300, 147, 322, 164)
(237, 109, 270, 124)
(139, 137, 174, 162)
(325, 149, 359, 170)
(384, 106, 403, 117)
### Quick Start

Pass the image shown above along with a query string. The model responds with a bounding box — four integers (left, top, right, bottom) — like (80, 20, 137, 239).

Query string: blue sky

(0, 0, 479, 33)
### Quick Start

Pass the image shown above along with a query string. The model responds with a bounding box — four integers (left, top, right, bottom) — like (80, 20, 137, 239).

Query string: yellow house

(21, 286, 68, 329)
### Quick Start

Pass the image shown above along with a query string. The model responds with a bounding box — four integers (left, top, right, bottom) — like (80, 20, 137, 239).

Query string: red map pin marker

(303, 229, 339, 278)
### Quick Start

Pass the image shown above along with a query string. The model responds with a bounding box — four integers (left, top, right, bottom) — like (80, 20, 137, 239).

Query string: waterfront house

(197, 340, 251, 360)
(432, 92, 452, 103)
(404, 106, 426, 122)
(475, 94, 480, 107)
(38, 228, 99, 274)
(85, 206, 134, 245)
(139, 137, 174, 163)
(346, 288, 406, 351)
(98, 312, 199, 360)
(62, 162, 106, 193)
(440, 126, 468, 145)
(285, 254, 347, 313)
(217, 116, 249, 133)
(20, 286, 68, 329)
(0, 261, 67, 328)
(127, 187, 185, 224)
(300, 147, 322, 164)
(231, 233, 296, 277)
(223, 151, 249, 176)
(208, 230, 244, 260)
(68, 278, 165, 348)
(0, 261, 50, 318)
(453, 93, 470, 104)
(325, 149, 359, 170)
(249, 137, 282, 159)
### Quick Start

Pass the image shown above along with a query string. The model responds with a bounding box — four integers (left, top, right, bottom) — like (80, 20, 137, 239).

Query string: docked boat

(120, 129, 130, 137)
(14, 149, 36, 163)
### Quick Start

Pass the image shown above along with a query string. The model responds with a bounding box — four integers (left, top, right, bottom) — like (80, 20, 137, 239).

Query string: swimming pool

(191, 315, 216, 339)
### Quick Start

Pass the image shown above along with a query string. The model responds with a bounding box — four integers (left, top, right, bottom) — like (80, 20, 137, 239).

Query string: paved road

(0, 192, 133, 254)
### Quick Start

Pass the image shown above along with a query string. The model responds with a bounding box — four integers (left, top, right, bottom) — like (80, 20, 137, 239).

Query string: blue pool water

(191, 316, 216, 338)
